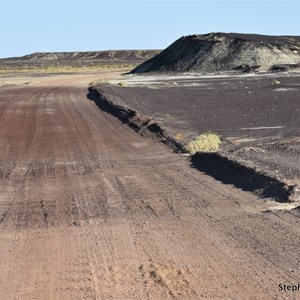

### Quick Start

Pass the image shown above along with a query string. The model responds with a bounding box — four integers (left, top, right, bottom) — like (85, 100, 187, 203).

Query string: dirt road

(0, 73, 299, 299)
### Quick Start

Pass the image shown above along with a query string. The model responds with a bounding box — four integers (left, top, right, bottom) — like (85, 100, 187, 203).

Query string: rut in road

(0, 76, 299, 300)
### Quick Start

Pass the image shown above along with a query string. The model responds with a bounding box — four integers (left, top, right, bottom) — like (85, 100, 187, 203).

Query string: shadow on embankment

(190, 152, 293, 202)
(87, 88, 138, 129)
(87, 87, 181, 149)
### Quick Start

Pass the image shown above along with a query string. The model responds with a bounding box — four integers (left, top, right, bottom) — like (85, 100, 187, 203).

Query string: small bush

(183, 132, 221, 154)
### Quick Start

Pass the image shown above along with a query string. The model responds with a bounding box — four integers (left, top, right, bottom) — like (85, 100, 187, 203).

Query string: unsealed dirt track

(0, 73, 300, 300)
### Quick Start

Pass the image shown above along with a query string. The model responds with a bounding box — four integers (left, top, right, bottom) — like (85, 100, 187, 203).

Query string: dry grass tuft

(183, 132, 221, 154)
(118, 81, 127, 87)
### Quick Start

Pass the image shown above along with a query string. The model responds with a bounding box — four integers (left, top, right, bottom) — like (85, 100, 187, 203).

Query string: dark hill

(0, 50, 161, 70)
(8, 50, 160, 62)
(131, 33, 300, 73)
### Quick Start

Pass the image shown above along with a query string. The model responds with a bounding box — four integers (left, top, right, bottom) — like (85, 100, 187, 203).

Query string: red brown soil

(0, 72, 299, 299)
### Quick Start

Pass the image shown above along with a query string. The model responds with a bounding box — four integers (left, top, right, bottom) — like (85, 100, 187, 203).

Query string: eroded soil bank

(91, 73, 300, 202)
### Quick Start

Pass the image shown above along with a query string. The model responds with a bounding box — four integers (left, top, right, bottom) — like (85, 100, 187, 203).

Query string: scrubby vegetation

(183, 132, 221, 154)
(118, 81, 127, 87)
(272, 79, 281, 85)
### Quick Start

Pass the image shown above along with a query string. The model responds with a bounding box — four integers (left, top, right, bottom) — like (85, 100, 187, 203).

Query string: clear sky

(0, 0, 299, 58)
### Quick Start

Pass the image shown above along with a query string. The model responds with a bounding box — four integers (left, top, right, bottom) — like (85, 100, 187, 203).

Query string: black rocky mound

(131, 32, 300, 73)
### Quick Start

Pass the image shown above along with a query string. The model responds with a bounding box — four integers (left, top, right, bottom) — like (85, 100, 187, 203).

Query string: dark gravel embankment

(90, 73, 300, 202)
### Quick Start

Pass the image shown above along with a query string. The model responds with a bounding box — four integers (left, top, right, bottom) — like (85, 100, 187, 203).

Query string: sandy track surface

(0, 73, 299, 299)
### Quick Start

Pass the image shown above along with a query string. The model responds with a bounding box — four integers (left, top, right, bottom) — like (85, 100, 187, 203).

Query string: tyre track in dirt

(0, 74, 299, 299)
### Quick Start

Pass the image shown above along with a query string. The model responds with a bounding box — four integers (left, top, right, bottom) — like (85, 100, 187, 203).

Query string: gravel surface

(97, 73, 300, 198)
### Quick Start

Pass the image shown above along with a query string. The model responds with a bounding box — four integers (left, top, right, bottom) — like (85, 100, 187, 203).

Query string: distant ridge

(131, 33, 300, 73)
(4, 50, 160, 62)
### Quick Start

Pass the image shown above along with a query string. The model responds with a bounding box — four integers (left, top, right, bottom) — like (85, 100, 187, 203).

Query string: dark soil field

(94, 73, 300, 201)
(100, 74, 300, 138)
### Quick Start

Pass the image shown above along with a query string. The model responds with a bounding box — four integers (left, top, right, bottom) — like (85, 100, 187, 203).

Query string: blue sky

(0, 1, 299, 58)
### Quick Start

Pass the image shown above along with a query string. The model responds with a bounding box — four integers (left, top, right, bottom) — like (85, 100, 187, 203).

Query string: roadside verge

(88, 86, 299, 204)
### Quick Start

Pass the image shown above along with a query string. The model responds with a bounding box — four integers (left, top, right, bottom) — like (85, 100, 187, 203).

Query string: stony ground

(97, 73, 300, 199)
